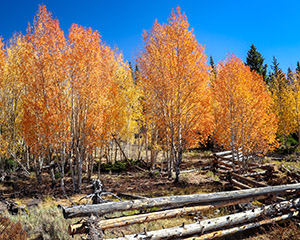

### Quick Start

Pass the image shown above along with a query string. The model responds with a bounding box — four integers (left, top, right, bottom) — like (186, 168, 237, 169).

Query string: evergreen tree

(129, 62, 139, 85)
(210, 55, 216, 77)
(268, 56, 281, 86)
(297, 61, 300, 75)
(271, 56, 280, 74)
(287, 67, 293, 84)
(246, 44, 268, 83)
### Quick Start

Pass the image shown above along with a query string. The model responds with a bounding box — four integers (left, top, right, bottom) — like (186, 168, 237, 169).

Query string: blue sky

(1, 0, 300, 72)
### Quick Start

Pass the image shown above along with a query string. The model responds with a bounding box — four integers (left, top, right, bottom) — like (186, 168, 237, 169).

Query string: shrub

(98, 160, 138, 173)
(5, 205, 80, 240)
(0, 158, 18, 172)
(0, 216, 27, 240)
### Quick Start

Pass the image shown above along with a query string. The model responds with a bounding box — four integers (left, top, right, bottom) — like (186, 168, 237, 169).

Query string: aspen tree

(138, 7, 212, 182)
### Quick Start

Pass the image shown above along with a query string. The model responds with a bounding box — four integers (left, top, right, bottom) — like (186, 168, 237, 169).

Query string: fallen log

(282, 165, 300, 181)
(215, 165, 232, 171)
(106, 198, 300, 240)
(182, 211, 299, 240)
(117, 193, 148, 200)
(242, 171, 267, 178)
(215, 164, 274, 174)
(231, 172, 268, 188)
(220, 153, 244, 161)
(181, 169, 198, 174)
(214, 150, 234, 156)
(231, 179, 251, 189)
(69, 196, 267, 235)
(62, 183, 300, 218)
(214, 160, 237, 169)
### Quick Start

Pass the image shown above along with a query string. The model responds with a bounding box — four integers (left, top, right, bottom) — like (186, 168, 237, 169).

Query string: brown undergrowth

(0, 216, 27, 240)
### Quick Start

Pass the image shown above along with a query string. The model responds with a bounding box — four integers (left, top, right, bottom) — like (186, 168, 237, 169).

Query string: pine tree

(210, 56, 216, 77)
(287, 67, 293, 84)
(268, 56, 281, 86)
(246, 44, 268, 83)
(297, 61, 300, 75)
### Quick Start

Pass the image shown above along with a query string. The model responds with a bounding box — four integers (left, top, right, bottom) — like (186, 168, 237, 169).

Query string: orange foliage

(68, 24, 119, 150)
(22, 5, 69, 154)
(138, 7, 212, 180)
(213, 54, 278, 154)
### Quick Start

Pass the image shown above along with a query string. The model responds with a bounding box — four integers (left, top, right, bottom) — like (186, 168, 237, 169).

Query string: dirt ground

(1, 151, 300, 239)
(0, 154, 218, 203)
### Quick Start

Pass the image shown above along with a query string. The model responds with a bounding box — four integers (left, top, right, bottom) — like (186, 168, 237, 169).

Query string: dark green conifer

(246, 44, 268, 83)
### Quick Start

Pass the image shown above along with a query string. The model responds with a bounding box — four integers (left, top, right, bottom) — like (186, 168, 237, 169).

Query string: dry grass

(4, 202, 81, 240)
(241, 221, 300, 240)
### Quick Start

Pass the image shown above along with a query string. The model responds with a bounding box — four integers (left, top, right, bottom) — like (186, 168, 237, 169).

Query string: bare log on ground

(231, 179, 251, 189)
(182, 211, 299, 240)
(231, 172, 268, 187)
(69, 196, 267, 235)
(241, 171, 268, 177)
(117, 193, 148, 200)
(62, 183, 300, 218)
(106, 198, 300, 240)
(281, 165, 300, 181)
(216, 161, 274, 173)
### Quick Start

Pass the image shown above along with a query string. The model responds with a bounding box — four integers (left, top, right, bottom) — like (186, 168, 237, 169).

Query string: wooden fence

(61, 182, 300, 239)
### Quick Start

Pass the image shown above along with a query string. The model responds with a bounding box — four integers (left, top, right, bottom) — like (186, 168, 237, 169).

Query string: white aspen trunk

(60, 143, 66, 195)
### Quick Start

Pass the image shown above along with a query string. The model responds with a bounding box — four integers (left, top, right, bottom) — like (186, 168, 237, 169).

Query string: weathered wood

(214, 150, 233, 156)
(216, 164, 232, 171)
(181, 169, 198, 174)
(215, 162, 274, 174)
(106, 198, 300, 240)
(62, 183, 300, 218)
(215, 160, 236, 168)
(69, 196, 267, 235)
(214, 148, 242, 157)
(182, 211, 299, 240)
(86, 216, 104, 240)
(282, 165, 300, 181)
(221, 153, 244, 161)
(231, 179, 251, 189)
(241, 171, 267, 177)
(231, 172, 268, 187)
(117, 193, 148, 200)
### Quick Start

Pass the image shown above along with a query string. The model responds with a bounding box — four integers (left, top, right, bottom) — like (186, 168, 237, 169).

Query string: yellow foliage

(270, 70, 295, 136)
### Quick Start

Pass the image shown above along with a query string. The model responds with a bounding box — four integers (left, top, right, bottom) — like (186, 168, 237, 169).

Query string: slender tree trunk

(69, 155, 76, 192)
(174, 123, 182, 183)
(88, 150, 95, 180)
(113, 136, 129, 163)
(48, 148, 56, 188)
(60, 144, 66, 195)
(137, 134, 141, 161)
(77, 146, 84, 193)
(231, 131, 236, 171)
(26, 145, 30, 170)
(114, 141, 118, 162)
(35, 155, 43, 185)
(97, 147, 103, 179)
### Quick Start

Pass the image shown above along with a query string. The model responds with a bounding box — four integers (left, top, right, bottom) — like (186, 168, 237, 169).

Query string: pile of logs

(61, 183, 300, 239)
(281, 164, 300, 183)
(212, 150, 277, 191)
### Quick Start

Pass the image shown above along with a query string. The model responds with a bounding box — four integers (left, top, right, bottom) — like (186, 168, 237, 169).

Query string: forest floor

(1, 150, 300, 239)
